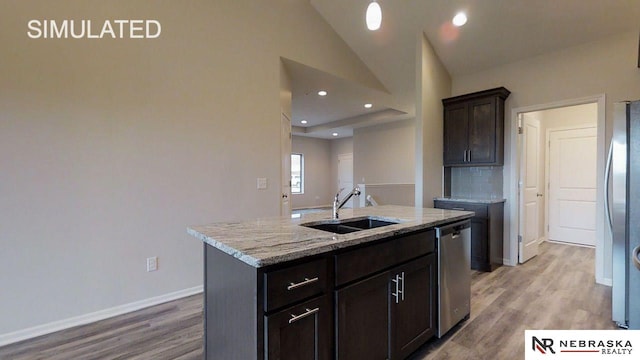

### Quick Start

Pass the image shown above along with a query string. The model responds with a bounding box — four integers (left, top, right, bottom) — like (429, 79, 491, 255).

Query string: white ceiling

(284, 59, 408, 139)
(292, 0, 640, 139)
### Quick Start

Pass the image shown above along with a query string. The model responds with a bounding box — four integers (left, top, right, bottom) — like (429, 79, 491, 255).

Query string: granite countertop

(188, 205, 473, 268)
(434, 197, 506, 204)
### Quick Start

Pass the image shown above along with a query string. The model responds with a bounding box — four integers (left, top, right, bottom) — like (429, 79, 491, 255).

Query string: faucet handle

(335, 188, 345, 198)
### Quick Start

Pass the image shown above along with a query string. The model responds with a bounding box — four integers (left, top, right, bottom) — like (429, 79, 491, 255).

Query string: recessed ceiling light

(452, 12, 467, 27)
(301, 120, 308, 124)
(318, 90, 328, 96)
(332, 132, 339, 137)
(364, 103, 373, 109)
(366, 1, 382, 31)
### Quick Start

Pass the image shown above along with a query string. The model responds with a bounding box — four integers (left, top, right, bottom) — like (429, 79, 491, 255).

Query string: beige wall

(0, 0, 385, 336)
(291, 136, 333, 209)
(354, 119, 416, 185)
(416, 33, 452, 207)
(454, 31, 640, 278)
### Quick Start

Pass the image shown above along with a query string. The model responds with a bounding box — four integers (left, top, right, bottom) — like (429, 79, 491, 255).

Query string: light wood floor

(0, 242, 616, 360)
(410, 241, 616, 360)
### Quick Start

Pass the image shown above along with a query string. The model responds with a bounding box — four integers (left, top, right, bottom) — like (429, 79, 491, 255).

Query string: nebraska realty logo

(525, 330, 639, 359)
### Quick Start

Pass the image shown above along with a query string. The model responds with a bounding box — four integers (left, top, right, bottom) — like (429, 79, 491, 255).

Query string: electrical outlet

(147, 257, 158, 272)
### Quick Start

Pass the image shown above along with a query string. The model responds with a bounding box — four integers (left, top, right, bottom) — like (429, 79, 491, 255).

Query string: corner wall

(416, 33, 452, 208)
(0, 0, 385, 338)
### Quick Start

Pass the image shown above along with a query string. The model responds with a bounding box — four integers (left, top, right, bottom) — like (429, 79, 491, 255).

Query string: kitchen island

(188, 205, 473, 360)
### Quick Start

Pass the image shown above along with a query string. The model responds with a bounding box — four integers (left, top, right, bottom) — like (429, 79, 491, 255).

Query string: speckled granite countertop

(188, 205, 473, 268)
(434, 197, 506, 204)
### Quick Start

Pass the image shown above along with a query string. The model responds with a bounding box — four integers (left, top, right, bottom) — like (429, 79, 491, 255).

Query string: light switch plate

(147, 257, 158, 272)
(257, 178, 268, 190)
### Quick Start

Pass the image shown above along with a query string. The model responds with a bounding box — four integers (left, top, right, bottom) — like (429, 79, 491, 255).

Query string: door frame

(508, 94, 608, 285)
(280, 112, 292, 217)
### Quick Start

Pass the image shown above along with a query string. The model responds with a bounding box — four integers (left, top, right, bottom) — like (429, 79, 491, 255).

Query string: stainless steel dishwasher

(436, 220, 471, 338)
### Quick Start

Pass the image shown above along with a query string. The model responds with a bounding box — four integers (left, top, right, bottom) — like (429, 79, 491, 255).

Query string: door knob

(282, 194, 288, 199)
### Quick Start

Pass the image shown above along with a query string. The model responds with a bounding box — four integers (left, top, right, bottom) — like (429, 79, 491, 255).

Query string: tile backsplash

(450, 166, 503, 199)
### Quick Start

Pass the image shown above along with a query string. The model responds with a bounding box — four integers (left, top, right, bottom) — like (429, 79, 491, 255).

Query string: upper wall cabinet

(442, 87, 510, 166)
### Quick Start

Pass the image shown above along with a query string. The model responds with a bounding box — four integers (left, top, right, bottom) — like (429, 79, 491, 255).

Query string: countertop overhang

(434, 197, 506, 204)
(188, 205, 473, 268)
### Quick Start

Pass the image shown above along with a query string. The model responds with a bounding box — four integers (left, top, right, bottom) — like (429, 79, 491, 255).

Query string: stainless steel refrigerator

(607, 100, 640, 329)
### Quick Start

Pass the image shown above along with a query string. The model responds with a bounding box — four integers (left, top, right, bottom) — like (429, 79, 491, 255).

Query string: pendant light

(366, 1, 382, 31)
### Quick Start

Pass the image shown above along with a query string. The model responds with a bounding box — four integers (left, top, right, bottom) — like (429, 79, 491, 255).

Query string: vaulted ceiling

(292, 0, 640, 139)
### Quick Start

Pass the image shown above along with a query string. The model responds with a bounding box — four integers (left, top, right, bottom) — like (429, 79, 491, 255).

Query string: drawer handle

(289, 307, 319, 324)
(452, 207, 465, 211)
(391, 272, 405, 304)
(287, 277, 319, 291)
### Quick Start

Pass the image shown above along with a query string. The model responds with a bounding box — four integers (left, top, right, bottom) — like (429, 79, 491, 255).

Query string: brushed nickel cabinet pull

(287, 277, 319, 291)
(400, 271, 405, 301)
(289, 307, 319, 324)
(633, 246, 640, 271)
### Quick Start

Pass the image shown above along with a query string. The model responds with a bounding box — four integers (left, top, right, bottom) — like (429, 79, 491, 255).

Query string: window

(291, 153, 303, 194)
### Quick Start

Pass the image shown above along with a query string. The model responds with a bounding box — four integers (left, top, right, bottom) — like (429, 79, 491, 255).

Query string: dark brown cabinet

(336, 271, 390, 359)
(391, 255, 437, 359)
(443, 87, 510, 166)
(266, 295, 331, 360)
(434, 200, 504, 272)
(334, 231, 437, 360)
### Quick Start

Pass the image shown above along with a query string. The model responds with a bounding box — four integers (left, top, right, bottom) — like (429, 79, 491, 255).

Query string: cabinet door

(336, 271, 390, 360)
(391, 254, 436, 359)
(470, 218, 489, 271)
(468, 97, 497, 164)
(265, 295, 330, 360)
(443, 103, 469, 166)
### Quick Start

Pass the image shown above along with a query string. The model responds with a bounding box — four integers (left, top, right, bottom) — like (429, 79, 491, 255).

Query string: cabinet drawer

(434, 201, 488, 219)
(335, 230, 435, 287)
(264, 258, 327, 312)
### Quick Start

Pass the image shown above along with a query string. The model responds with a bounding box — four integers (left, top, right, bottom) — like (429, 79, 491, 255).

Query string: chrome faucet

(333, 187, 361, 219)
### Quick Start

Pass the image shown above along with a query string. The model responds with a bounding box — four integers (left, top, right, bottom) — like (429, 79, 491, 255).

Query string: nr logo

(533, 336, 556, 354)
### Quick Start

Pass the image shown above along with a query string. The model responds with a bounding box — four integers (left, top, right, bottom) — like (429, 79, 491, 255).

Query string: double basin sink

(301, 216, 400, 234)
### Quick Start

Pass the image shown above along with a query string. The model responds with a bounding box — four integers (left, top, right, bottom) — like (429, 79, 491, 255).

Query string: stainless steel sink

(301, 217, 399, 234)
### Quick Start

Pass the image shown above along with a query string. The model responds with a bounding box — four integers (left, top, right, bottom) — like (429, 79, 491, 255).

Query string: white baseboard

(0, 285, 203, 347)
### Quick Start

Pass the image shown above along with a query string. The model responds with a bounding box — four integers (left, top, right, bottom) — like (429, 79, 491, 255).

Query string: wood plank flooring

(0, 296, 204, 360)
(0, 242, 616, 360)
(410, 241, 616, 360)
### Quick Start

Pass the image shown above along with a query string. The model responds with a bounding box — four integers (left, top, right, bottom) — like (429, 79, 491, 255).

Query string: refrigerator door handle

(605, 141, 614, 232)
(633, 246, 640, 271)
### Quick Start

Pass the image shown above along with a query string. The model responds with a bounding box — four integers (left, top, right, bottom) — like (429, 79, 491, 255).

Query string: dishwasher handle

(436, 220, 471, 238)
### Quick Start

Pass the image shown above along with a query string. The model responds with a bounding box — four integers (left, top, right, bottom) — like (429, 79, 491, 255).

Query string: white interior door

(519, 116, 541, 263)
(337, 153, 354, 208)
(548, 127, 597, 246)
(281, 113, 291, 216)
